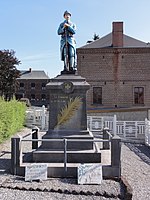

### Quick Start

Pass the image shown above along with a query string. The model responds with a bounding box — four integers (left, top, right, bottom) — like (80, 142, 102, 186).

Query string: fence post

(103, 127, 110, 149)
(113, 115, 117, 136)
(11, 135, 21, 175)
(148, 110, 150, 120)
(33, 107, 36, 124)
(32, 127, 39, 149)
(124, 122, 126, 138)
(111, 135, 121, 177)
(64, 138, 67, 175)
(41, 105, 46, 130)
(145, 118, 148, 145)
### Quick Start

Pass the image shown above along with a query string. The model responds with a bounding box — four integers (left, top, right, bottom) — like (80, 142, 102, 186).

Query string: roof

(80, 33, 150, 49)
(18, 70, 50, 80)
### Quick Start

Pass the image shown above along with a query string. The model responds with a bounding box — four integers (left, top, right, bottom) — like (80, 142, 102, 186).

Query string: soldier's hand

(64, 23, 70, 28)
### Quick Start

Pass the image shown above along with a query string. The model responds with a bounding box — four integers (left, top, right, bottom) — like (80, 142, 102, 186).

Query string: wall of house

(16, 79, 49, 106)
(87, 109, 148, 121)
(77, 48, 150, 108)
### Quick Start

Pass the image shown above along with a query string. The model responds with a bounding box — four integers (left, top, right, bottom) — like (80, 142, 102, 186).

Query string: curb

(121, 176, 133, 200)
(0, 179, 124, 199)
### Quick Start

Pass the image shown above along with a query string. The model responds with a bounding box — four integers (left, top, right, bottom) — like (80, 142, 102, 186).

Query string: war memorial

(33, 10, 102, 179)
(11, 11, 121, 183)
(2, 11, 147, 200)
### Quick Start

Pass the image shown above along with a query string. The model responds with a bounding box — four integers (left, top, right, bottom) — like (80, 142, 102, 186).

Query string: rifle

(64, 21, 69, 71)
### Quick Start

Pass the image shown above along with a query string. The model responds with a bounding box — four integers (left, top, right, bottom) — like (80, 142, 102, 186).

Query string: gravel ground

(0, 128, 150, 199)
(121, 143, 150, 200)
(0, 188, 119, 200)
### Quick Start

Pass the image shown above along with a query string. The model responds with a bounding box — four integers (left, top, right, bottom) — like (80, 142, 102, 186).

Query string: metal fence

(87, 116, 145, 139)
(25, 107, 146, 142)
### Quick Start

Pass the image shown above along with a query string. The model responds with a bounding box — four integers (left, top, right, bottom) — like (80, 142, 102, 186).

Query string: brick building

(16, 68, 50, 106)
(77, 22, 150, 113)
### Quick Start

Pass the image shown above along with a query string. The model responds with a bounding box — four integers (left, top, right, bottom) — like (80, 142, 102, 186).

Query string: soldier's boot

(64, 48, 69, 71)
(69, 57, 75, 71)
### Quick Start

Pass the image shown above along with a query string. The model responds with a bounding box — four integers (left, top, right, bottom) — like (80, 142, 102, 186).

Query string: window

(93, 87, 102, 104)
(41, 94, 46, 101)
(41, 83, 46, 90)
(20, 82, 24, 88)
(134, 87, 144, 104)
(31, 94, 35, 101)
(31, 83, 35, 89)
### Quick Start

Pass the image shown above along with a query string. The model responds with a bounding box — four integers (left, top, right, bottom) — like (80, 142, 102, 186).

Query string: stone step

(41, 131, 94, 150)
(32, 148, 101, 163)
(21, 162, 101, 178)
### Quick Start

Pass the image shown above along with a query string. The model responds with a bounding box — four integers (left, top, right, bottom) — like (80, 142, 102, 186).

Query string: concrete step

(32, 148, 101, 163)
(21, 162, 101, 178)
(20, 162, 117, 178)
(18, 150, 112, 178)
(41, 137, 94, 150)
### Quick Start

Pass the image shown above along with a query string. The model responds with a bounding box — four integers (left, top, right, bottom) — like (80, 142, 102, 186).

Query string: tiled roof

(18, 70, 50, 80)
(79, 33, 150, 49)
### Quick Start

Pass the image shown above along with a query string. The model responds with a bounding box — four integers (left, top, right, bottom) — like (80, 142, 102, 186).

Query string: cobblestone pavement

(0, 128, 150, 199)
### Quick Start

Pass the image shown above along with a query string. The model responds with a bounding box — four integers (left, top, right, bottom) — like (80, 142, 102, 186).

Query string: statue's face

(64, 14, 71, 21)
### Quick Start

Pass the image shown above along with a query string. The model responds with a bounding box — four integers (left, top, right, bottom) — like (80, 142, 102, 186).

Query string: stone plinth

(47, 74, 89, 132)
(41, 74, 92, 150)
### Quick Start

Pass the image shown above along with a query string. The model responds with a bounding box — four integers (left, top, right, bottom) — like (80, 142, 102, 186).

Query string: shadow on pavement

(125, 143, 150, 165)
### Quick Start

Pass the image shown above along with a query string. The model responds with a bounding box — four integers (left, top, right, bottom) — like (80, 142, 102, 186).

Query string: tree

(93, 33, 100, 41)
(0, 50, 21, 100)
(87, 33, 100, 44)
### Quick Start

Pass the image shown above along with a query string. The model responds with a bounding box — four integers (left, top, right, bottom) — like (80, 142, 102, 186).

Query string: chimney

(112, 22, 123, 47)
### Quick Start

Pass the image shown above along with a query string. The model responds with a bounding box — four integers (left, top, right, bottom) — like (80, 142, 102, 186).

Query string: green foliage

(0, 98, 26, 143)
(93, 33, 100, 41)
(0, 49, 21, 100)
(87, 33, 100, 44)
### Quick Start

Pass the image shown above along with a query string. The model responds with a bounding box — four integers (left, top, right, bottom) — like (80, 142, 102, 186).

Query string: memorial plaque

(25, 164, 47, 182)
(78, 163, 102, 184)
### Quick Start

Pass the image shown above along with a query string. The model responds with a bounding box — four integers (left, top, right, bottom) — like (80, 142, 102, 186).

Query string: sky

(1, 0, 150, 78)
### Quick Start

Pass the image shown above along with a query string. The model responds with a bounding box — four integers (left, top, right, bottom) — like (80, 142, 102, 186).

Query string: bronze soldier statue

(58, 11, 76, 73)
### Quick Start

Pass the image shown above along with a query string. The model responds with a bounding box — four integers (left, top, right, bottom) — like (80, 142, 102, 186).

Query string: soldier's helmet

(63, 10, 71, 17)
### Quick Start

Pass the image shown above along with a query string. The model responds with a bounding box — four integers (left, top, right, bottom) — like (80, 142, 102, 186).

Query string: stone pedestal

(41, 74, 93, 150)
(33, 73, 101, 177)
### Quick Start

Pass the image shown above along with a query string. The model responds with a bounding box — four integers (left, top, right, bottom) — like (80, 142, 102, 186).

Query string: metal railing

(11, 128, 121, 177)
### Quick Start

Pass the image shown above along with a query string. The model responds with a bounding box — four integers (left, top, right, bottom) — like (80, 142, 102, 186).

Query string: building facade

(77, 22, 150, 111)
(16, 68, 50, 106)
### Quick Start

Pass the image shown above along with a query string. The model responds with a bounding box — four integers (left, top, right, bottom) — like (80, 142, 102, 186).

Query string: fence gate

(26, 106, 49, 130)
(87, 116, 115, 134)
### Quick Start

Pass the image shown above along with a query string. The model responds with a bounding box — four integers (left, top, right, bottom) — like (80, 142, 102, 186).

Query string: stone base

(32, 130, 102, 178)
(61, 69, 76, 75)
(33, 148, 101, 163)
(31, 73, 99, 178)
(32, 142, 101, 177)
(41, 130, 94, 150)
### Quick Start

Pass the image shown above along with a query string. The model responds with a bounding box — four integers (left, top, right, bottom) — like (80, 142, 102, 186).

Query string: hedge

(0, 98, 26, 143)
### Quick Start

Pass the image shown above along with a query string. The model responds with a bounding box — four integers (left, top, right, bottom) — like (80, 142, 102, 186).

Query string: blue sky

(1, 0, 150, 78)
